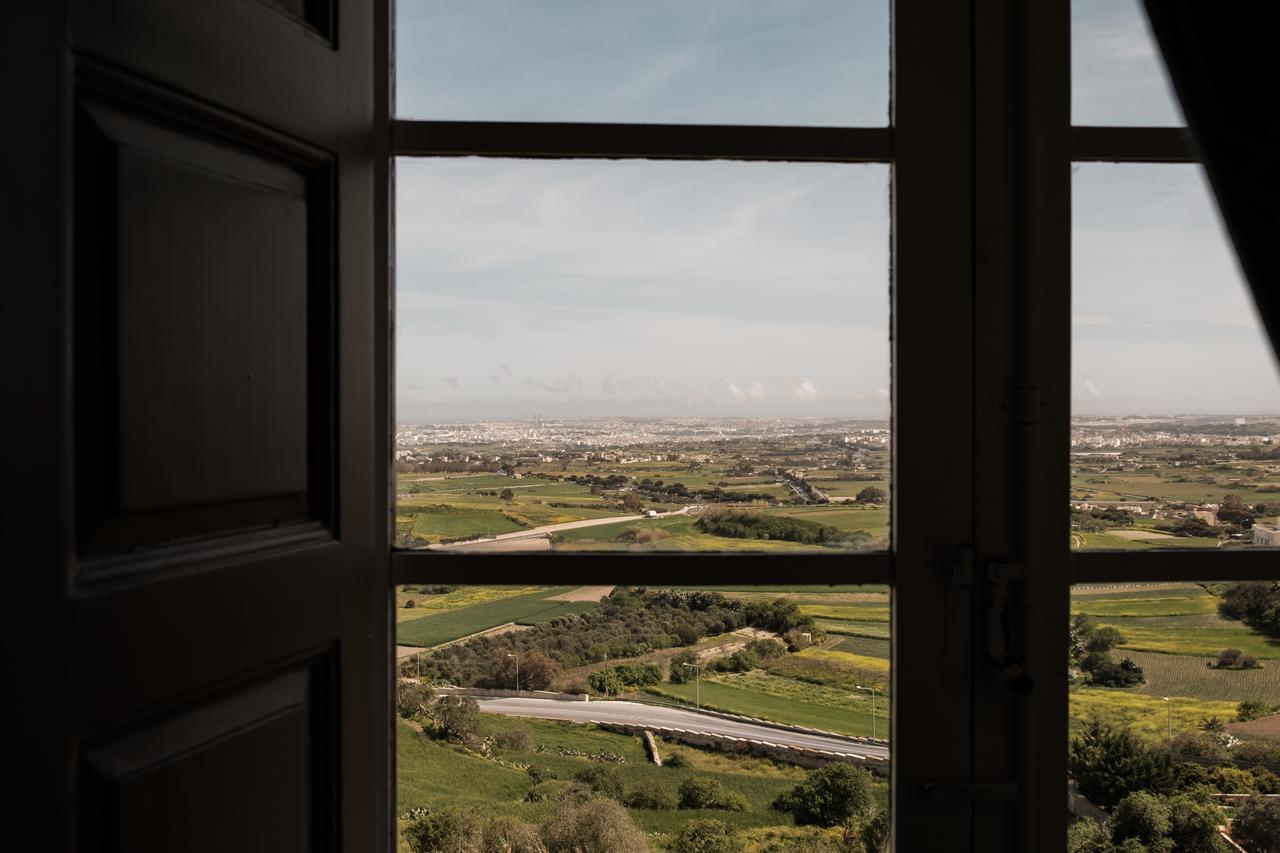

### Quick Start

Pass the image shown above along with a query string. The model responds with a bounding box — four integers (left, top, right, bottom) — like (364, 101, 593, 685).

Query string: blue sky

(394, 0, 1279, 421)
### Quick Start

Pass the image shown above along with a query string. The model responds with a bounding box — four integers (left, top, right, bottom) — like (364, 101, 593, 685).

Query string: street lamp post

(855, 685, 878, 740)
(681, 663, 702, 710)
(1163, 696, 1172, 740)
(508, 653, 520, 694)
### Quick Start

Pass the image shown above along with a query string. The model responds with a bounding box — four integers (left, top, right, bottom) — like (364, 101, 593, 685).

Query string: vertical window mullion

(891, 0, 977, 848)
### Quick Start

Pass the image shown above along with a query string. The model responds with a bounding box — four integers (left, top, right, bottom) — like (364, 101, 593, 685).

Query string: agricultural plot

(552, 516, 836, 553)
(799, 603, 891, 623)
(832, 636, 891, 659)
(1070, 586, 1219, 618)
(816, 619, 890, 639)
(1104, 618, 1280, 660)
(764, 505, 890, 539)
(646, 677, 878, 738)
(396, 586, 592, 648)
(1071, 531, 1221, 550)
(1068, 686, 1238, 741)
(395, 585, 548, 624)
(410, 505, 525, 541)
(1122, 650, 1280, 703)
(764, 648, 889, 693)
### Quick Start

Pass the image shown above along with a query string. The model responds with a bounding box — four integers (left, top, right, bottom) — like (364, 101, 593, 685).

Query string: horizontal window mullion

(392, 549, 894, 586)
(1070, 126, 1196, 162)
(1070, 549, 1280, 583)
(393, 120, 893, 162)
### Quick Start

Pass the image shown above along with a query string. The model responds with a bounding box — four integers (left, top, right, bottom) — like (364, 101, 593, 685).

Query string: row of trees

(1069, 616, 1146, 688)
(695, 507, 857, 545)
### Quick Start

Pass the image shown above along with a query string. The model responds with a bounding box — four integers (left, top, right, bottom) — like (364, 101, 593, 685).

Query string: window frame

(376, 1, 1279, 850)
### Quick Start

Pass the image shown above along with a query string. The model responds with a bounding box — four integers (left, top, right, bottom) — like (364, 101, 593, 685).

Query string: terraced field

(1070, 585, 1218, 617)
(1068, 687, 1238, 741)
(646, 676, 878, 738)
(833, 636, 891, 659)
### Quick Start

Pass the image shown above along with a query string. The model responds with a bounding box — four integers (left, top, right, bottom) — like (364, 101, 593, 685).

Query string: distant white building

(1252, 524, 1280, 546)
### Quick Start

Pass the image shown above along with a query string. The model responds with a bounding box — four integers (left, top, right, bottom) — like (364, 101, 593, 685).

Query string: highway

(473, 696, 889, 758)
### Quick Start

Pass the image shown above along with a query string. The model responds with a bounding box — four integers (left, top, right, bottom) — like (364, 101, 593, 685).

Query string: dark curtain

(1144, 1, 1280, 365)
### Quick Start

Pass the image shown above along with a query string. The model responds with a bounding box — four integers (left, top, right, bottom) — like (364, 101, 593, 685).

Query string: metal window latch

(924, 781, 1020, 802)
(985, 559, 1034, 697)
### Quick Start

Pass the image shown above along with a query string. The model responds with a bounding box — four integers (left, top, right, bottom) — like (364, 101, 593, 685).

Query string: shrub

(745, 638, 787, 660)
(665, 752, 689, 768)
(678, 776, 749, 811)
(1236, 741, 1280, 769)
(496, 724, 534, 752)
(540, 798, 649, 853)
(524, 781, 569, 803)
(588, 663, 661, 693)
(1209, 766, 1257, 794)
(397, 681, 432, 719)
(1239, 701, 1280, 722)
(1165, 731, 1227, 761)
(859, 807, 890, 853)
(573, 765, 624, 801)
(402, 807, 484, 853)
(1233, 795, 1280, 853)
(1214, 648, 1262, 669)
(1252, 767, 1280, 795)
(428, 695, 481, 743)
(483, 816, 547, 853)
(404, 599, 416, 609)
(623, 782, 677, 810)
(527, 765, 556, 784)
(771, 763, 874, 827)
(1069, 719, 1173, 807)
(1067, 818, 1110, 853)
(1086, 656, 1146, 688)
(669, 650, 700, 684)
(669, 819, 744, 853)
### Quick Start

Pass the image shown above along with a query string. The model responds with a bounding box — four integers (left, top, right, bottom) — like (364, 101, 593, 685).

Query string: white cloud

(1083, 378, 1103, 397)
(746, 382, 766, 402)
(790, 378, 818, 401)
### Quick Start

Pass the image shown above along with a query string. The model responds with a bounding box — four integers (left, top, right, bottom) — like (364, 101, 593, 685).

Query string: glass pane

(1072, 164, 1280, 552)
(1066, 581, 1280, 850)
(395, 0, 889, 126)
(1072, 0, 1185, 126)
(396, 158, 891, 553)
(396, 584, 891, 849)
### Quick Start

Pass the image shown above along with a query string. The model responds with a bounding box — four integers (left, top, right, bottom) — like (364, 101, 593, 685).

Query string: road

(473, 696, 888, 758)
(429, 506, 696, 551)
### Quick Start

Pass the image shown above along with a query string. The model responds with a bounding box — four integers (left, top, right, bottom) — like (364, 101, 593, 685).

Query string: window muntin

(394, 0, 889, 126)
(1071, 0, 1185, 127)
(394, 158, 891, 553)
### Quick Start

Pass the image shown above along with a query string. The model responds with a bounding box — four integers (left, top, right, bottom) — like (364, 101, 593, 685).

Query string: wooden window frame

(372, 1, 1276, 849)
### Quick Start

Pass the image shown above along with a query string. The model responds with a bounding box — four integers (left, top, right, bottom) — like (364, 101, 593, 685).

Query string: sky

(393, 0, 1280, 422)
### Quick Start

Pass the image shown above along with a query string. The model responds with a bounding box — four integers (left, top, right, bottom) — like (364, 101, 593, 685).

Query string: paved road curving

(474, 696, 889, 758)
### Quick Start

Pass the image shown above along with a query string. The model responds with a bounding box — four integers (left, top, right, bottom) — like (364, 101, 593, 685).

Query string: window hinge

(923, 781, 1020, 802)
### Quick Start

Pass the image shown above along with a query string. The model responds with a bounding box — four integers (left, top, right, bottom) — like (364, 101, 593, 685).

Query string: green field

(396, 714, 888, 846)
(833, 636, 891, 659)
(1122, 650, 1280, 703)
(814, 619, 891, 639)
(1070, 586, 1219, 617)
(552, 515, 839, 553)
(799, 603, 891, 623)
(647, 676, 882, 739)
(1104, 617, 1280, 660)
(1069, 687, 1239, 741)
(397, 587, 594, 648)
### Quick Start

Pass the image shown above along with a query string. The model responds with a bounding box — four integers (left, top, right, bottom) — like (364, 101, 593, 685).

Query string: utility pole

(508, 653, 520, 694)
(682, 662, 702, 710)
(856, 685, 877, 740)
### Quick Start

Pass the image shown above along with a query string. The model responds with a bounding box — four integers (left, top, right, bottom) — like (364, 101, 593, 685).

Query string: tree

(855, 486, 887, 504)
(1069, 719, 1173, 807)
(1109, 791, 1172, 851)
(1067, 818, 1111, 853)
(622, 492, 644, 512)
(1172, 517, 1219, 538)
(859, 807, 890, 853)
(669, 819, 743, 853)
(669, 650, 699, 683)
(540, 798, 649, 853)
(489, 649, 561, 691)
(1233, 795, 1280, 853)
(500, 487, 516, 501)
(1086, 626, 1126, 654)
(1219, 493, 1255, 524)
(772, 763, 874, 827)
(403, 807, 485, 853)
(1166, 793, 1226, 853)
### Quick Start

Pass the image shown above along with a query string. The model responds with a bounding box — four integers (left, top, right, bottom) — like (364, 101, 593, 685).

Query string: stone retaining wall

(596, 721, 889, 775)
